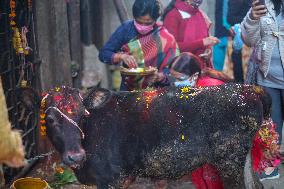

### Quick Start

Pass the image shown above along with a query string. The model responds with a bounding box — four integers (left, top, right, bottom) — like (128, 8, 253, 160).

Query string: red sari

(163, 0, 212, 69)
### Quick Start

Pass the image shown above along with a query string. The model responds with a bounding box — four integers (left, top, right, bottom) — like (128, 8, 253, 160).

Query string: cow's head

(19, 86, 88, 168)
(43, 86, 89, 168)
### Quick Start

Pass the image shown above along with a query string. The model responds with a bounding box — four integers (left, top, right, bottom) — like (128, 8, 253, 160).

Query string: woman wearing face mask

(162, 0, 220, 69)
(99, 0, 179, 91)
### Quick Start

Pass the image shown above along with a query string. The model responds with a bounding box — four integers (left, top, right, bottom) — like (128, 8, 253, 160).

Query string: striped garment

(121, 26, 180, 90)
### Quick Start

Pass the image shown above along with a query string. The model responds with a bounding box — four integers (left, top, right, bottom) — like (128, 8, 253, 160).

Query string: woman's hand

(199, 48, 212, 60)
(146, 71, 165, 85)
(203, 36, 220, 47)
(119, 54, 138, 68)
(249, 0, 267, 20)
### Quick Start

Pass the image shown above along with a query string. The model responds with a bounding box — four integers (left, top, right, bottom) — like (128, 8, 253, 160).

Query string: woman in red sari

(162, 0, 220, 69)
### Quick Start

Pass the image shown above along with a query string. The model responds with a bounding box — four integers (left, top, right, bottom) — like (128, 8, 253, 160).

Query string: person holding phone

(241, 0, 284, 181)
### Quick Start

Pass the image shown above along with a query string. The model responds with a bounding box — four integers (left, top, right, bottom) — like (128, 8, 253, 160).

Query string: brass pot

(10, 177, 50, 189)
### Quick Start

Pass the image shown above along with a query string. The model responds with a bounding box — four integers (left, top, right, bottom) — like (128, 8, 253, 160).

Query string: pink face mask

(134, 20, 155, 35)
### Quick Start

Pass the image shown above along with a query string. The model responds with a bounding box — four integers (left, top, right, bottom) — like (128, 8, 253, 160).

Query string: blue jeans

(262, 86, 284, 144)
(213, 37, 228, 71)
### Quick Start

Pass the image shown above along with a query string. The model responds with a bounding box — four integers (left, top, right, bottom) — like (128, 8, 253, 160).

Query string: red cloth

(191, 166, 207, 189)
(196, 76, 225, 87)
(192, 164, 224, 189)
(163, 0, 209, 55)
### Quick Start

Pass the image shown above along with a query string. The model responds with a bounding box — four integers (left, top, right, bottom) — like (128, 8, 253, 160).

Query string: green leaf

(50, 168, 77, 189)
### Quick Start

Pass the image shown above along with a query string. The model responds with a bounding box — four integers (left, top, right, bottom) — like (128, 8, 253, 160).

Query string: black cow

(21, 84, 270, 189)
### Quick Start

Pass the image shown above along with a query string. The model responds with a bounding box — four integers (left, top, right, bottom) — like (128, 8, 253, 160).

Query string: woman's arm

(241, 0, 267, 47)
(163, 10, 180, 42)
(179, 40, 205, 53)
(99, 22, 133, 64)
(241, 9, 261, 47)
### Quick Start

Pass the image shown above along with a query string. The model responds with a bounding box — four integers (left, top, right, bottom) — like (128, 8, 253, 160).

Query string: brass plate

(120, 67, 157, 76)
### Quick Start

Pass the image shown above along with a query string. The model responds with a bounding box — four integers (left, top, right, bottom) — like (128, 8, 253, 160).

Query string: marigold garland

(9, 0, 16, 29)
(40, 93, 48, 136)
(12, 28, 24, 55)
(9, 0, 31, 55)
(252, 119, 281, 172)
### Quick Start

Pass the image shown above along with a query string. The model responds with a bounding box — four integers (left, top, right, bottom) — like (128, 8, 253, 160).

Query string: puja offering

(120, 66, 157, 76)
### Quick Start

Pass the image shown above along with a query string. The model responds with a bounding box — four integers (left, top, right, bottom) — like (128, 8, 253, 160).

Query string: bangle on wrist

(113, 53, 124, 64)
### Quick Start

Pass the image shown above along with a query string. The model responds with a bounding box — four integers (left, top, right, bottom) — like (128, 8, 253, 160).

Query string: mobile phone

(255, 0, 265, 6)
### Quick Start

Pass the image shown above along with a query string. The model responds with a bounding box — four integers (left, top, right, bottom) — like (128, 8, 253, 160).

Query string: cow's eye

(46, 116, 55, 125)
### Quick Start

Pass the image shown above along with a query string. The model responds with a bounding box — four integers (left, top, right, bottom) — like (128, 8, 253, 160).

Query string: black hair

(132, 0, 161, 20)
(170, 53, 201, 77)
(271, 0, 284, 16)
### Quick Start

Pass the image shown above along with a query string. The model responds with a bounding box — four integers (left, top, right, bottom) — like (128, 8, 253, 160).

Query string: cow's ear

(83, 88, 111, 110)
(16, 87, 40, 110)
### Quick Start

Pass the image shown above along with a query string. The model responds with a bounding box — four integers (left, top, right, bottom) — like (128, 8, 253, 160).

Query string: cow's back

(80, 84, 268, 184)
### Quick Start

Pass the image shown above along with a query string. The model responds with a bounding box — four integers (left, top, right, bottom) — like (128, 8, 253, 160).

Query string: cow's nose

(65, 150, 86, 164)
(67, 154, 79, 162)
